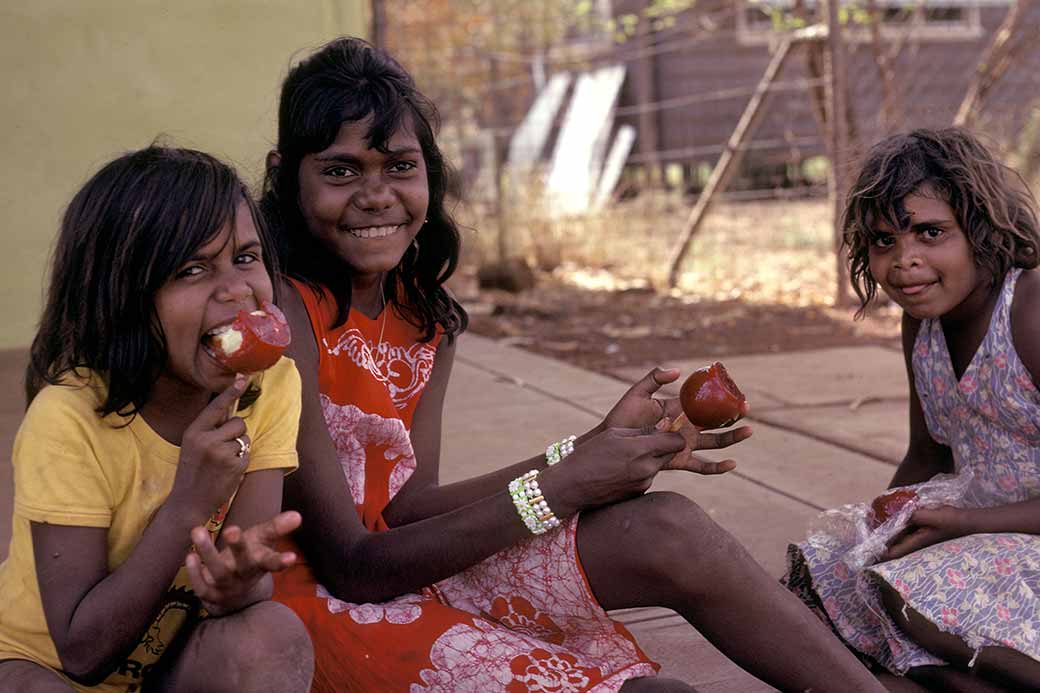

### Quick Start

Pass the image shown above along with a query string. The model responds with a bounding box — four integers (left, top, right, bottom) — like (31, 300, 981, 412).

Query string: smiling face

(297, 116, 429, 283)
(151, 200, 274, 401)
(867, 186, 987, 321)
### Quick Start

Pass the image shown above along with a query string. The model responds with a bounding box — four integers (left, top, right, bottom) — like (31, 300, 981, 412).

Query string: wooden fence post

(825, 0, 851, 306)
(664, 30, 818, 288)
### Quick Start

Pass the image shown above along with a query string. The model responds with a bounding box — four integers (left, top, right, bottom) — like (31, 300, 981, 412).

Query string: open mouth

(345, 224, 406, 239)
(200, 322, 239, 361)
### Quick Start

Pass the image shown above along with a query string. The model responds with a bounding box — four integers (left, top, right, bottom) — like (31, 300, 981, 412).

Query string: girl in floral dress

(264, 37, 886, 693)
(787, 128, 1040, 691)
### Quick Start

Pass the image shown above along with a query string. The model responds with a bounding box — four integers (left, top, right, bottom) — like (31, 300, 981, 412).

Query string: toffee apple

(676, 361, 747, 430)
(207, 301, 291, 373)
(868, 488, 918, 529)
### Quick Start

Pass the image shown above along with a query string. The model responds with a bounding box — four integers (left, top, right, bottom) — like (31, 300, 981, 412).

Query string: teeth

(348, 225, 401, 239)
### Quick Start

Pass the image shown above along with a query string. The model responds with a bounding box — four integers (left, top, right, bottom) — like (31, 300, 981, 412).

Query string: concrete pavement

(444, 336, 908, 691)
(0, 335, 910, 690)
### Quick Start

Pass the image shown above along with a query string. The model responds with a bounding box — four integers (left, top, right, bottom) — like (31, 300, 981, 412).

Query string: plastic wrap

(803, 469, 975, 573)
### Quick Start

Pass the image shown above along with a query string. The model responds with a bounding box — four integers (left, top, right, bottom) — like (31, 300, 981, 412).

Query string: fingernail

(234, 373, 247, 389)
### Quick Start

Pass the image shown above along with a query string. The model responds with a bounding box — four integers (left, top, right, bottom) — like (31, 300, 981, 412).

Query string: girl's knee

(202, 602, 313, 692)
(877, 579, 974, 669)
(236, 600, 313, 663)
(644, 492, 733, 549)
(620, 675, 698, 692)
(0, 660, 76, 692)
(877, 579, 908, 629)
(617, 492, 737, 576)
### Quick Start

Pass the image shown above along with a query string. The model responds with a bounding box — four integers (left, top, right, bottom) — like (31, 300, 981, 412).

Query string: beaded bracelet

(508, 469, 561, 535)
(545, 434, 577, 466)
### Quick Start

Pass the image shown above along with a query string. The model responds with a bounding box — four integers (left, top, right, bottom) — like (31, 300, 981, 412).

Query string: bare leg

(145, 600, 313, 693)
(620, 676, 697, 691)
(903, 667, 1011, 693)
(879, 581, 1034, 692)
(577, 492, 885, 693)
(874, 671, 928, 692)
(0, 660, 75, 692)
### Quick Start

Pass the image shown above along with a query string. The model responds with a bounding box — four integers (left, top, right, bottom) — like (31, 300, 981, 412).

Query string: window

(736, 1, 1011, 45)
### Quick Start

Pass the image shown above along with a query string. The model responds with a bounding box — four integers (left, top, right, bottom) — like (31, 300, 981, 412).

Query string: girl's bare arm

(31, 383, 252, 683)
(186, 468, 296, 614)
(1012, 268, 1040, 388)
(279, 281, 687, 603)
(32, 503, 204, 684)
(382, 337, 607, 527)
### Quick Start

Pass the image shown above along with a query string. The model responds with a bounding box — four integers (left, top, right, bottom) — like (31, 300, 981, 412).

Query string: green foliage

(606, 0, 697, 43)
(386, 0, 703, 119)
(800, 155, 830, 186)
(745, 0, 926, 30)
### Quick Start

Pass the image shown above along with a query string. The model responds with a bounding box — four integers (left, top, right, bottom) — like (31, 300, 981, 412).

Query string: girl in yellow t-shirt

(0, 147, 313, 692)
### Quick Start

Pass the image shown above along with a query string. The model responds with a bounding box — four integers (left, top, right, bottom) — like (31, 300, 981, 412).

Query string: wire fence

(380, 0, 1040, 302)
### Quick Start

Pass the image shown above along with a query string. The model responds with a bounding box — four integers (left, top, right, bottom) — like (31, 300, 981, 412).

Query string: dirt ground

(456, 270, 903, 375)
(451, 196, 904, 374)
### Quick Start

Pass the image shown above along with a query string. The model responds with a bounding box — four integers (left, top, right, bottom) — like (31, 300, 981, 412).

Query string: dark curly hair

(261, 36, 467, 342)
(26, 146, 278, 415)
(843, 127, 1040, 314)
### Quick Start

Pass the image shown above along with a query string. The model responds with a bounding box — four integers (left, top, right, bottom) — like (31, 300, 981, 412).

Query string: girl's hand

(601, 368, 684, 431)
(882, 505, 971, 560)
(664, 417, 752, 474)
(185, 510, 301, 615)
(544, 426, 687, 515)
(170, 376, 251, 523)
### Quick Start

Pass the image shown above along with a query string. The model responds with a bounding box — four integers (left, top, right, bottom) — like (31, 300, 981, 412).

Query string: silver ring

(235, 436, 250, 458)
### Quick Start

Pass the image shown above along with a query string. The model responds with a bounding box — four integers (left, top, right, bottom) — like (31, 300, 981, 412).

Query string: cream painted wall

(0, 1, 367, 349)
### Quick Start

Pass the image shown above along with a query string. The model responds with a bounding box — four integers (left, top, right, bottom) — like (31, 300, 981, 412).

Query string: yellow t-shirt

(0, 357, 301, 692)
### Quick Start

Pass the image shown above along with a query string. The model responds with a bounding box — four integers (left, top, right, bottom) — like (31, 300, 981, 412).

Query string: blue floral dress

(786, 268, 1040, 673)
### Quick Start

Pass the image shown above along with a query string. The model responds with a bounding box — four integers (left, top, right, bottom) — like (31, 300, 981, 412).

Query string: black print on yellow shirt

(116, 585, 199, 684)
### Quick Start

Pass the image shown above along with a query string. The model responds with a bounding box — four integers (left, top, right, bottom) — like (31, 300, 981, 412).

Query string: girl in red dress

(264, 36, 885, 693)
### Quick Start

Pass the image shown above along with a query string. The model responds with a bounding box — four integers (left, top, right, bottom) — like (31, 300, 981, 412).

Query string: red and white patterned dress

(274, 281, 658, 692)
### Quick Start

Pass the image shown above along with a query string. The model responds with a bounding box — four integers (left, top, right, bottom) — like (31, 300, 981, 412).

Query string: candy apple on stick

(208, 301, 291, 374)
(206, 301, 292, 416)
(670, 361, 748, 431)
(868, 488, 918, 530)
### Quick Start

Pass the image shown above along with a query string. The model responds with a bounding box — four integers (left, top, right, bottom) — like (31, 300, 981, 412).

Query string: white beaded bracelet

(509, 469, 560, 534)
(545, 434, 577, 466)
(509, 472, 541, 534)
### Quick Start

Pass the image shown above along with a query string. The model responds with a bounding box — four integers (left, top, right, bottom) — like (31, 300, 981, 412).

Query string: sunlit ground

(462, 193, 884, 309)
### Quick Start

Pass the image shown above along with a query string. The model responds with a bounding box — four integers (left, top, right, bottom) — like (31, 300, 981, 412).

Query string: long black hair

(261, 36, 467, 341)
(26, 146, 279, 416)
(844, 128, 1040, 313)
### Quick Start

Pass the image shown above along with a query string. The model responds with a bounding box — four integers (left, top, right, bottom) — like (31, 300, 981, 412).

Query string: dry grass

(454, 189, 903, 371)
(458, 190, 876, 311)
